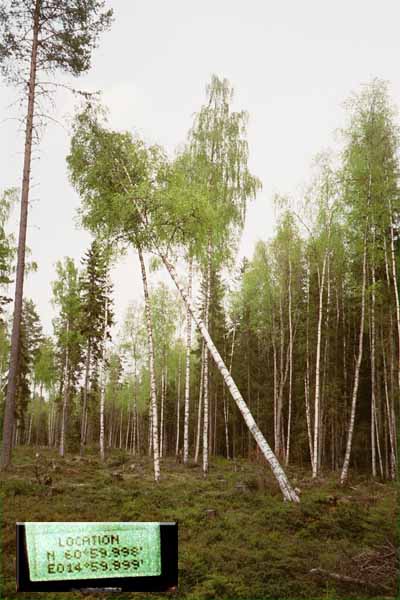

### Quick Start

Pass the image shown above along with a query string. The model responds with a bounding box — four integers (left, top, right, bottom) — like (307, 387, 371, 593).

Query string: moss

(2, 448, 397, 600)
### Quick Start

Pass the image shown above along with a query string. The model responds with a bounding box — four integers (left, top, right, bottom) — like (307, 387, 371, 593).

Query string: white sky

(1, 0, 400, 335)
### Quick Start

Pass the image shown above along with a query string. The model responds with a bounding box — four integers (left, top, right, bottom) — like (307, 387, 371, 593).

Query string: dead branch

(309, 567, 393, 595)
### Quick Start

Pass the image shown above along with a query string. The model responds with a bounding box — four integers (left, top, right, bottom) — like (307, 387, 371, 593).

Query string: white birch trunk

(176, 352, 182, 456)
(340, 228, 368, 485)
(194, 341, 205, 463)
(389, 199, 400, 399)
(305, 262, 314, 470)
(160, 370, 164, 458)
(285, 258, 293, 465)
(160, 251, 300, 502)
(138, 248, 160, 482)
(313, 254, 327, 478)
(202, 242, 211, 476)
(183, 257, 193, 464)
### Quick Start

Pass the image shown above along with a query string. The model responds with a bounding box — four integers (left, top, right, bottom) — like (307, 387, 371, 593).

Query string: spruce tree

(79, 240, 113, 455)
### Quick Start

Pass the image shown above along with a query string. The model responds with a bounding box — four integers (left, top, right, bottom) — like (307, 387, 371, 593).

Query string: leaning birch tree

(67, 103, 300, 502)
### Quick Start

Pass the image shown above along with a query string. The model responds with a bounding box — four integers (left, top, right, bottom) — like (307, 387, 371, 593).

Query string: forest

(0, 2, 398, 599)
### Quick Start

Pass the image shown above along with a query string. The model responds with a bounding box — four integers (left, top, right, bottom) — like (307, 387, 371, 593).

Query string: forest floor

(1, 447, 398, 600)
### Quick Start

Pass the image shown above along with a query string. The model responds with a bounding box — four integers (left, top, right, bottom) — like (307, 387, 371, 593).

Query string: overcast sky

(1, 0, 400, 335)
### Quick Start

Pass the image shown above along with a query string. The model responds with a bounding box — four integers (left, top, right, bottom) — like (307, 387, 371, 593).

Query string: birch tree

(67, 104, 300, 502)
(340, 80, 399, 484)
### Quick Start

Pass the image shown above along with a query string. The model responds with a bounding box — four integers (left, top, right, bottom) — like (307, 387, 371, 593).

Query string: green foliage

(12, 299, 43, 433)
(67, 104, 168, 252)
(0, 188, 17, 319)
(0, 0, 113, 81)
(52, 257, 84, 392)
(166, 75, 262, 267)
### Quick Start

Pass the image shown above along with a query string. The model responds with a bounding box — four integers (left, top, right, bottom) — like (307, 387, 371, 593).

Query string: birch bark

(313, 254, 327, 478)
(183, 257, 193, 463)
(340, 227, 368, 485)
(138, 247, 160, 482)
(160, 251, 300, 502)
(202, 242, 211, 476)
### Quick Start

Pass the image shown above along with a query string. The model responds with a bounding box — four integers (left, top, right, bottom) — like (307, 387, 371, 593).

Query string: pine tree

(0, 0, 113, 469)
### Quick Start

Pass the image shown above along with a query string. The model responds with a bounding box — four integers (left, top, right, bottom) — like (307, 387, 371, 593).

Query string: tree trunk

(138, 247, 160, 482)
(0, 0, 40, 470)
(305, 262, 314, 470)
(389, 199, 400, 402)
(370, 262, 377, 477)
(160, 251, 300, 502)
(176, 352, 182, 456)
(80, 341, 91, 457)
(99, 299, 108, 462)
(381, 330, 396, 479)
(285, 257, 293, 465)
(340, 227, 368, 485)
(59, 325, 70, 458)
(160, 368, 165, 459)
(202, 241, 211, 476)
(183, 257, 193, 464)
(313, 253, 327, 478)
(194, 341, 205, 463)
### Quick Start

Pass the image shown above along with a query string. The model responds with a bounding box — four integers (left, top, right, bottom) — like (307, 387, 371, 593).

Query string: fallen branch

(309, 567, 393, 595)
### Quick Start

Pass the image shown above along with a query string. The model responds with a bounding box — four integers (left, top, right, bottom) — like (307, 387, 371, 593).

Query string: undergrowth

(0, 447, 397, 600)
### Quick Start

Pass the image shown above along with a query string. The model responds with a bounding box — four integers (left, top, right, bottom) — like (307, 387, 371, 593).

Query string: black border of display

(16, 522, 178, 592)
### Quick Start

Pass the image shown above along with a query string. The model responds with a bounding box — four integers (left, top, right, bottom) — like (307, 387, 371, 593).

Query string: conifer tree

(0, 0, 113, 469)
(52, 257, 83, 457)
(79, 240, 113, 455)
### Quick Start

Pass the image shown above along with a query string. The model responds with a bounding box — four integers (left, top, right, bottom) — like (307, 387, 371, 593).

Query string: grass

(1, 447, 398, 600)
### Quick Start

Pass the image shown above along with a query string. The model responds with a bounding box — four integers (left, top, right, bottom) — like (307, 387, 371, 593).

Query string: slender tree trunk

(202, 242, 211, 476)
(176, 352, 182, 456)
(305, 262, 314, 470)
(160, 251, 300, 502)
(80, 341, 91, 456)
(27, 413, 33, 446)
(183, 257, 193, 463)
(382, 330, 396, 479)
(313, 254, 328, 478)
(138, 247, 160, 482)
(388, 199, 400, 400)
(59, 325, 70, 458)
(99, 299, 108, 462)
(370, 262, 377, 477)
(0, 0, 41, 470)
(160, 367, 165, 459)
(320, 253, 331, 472)
(340, 227, 368, 485)
(194, 341, 205, 463)
(276, 294, 284, 458)
(148, 401, 153, 457)
(285, 258, 293, 465)
(272, 332, 278, 453)
(125, 406, 131, 450)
